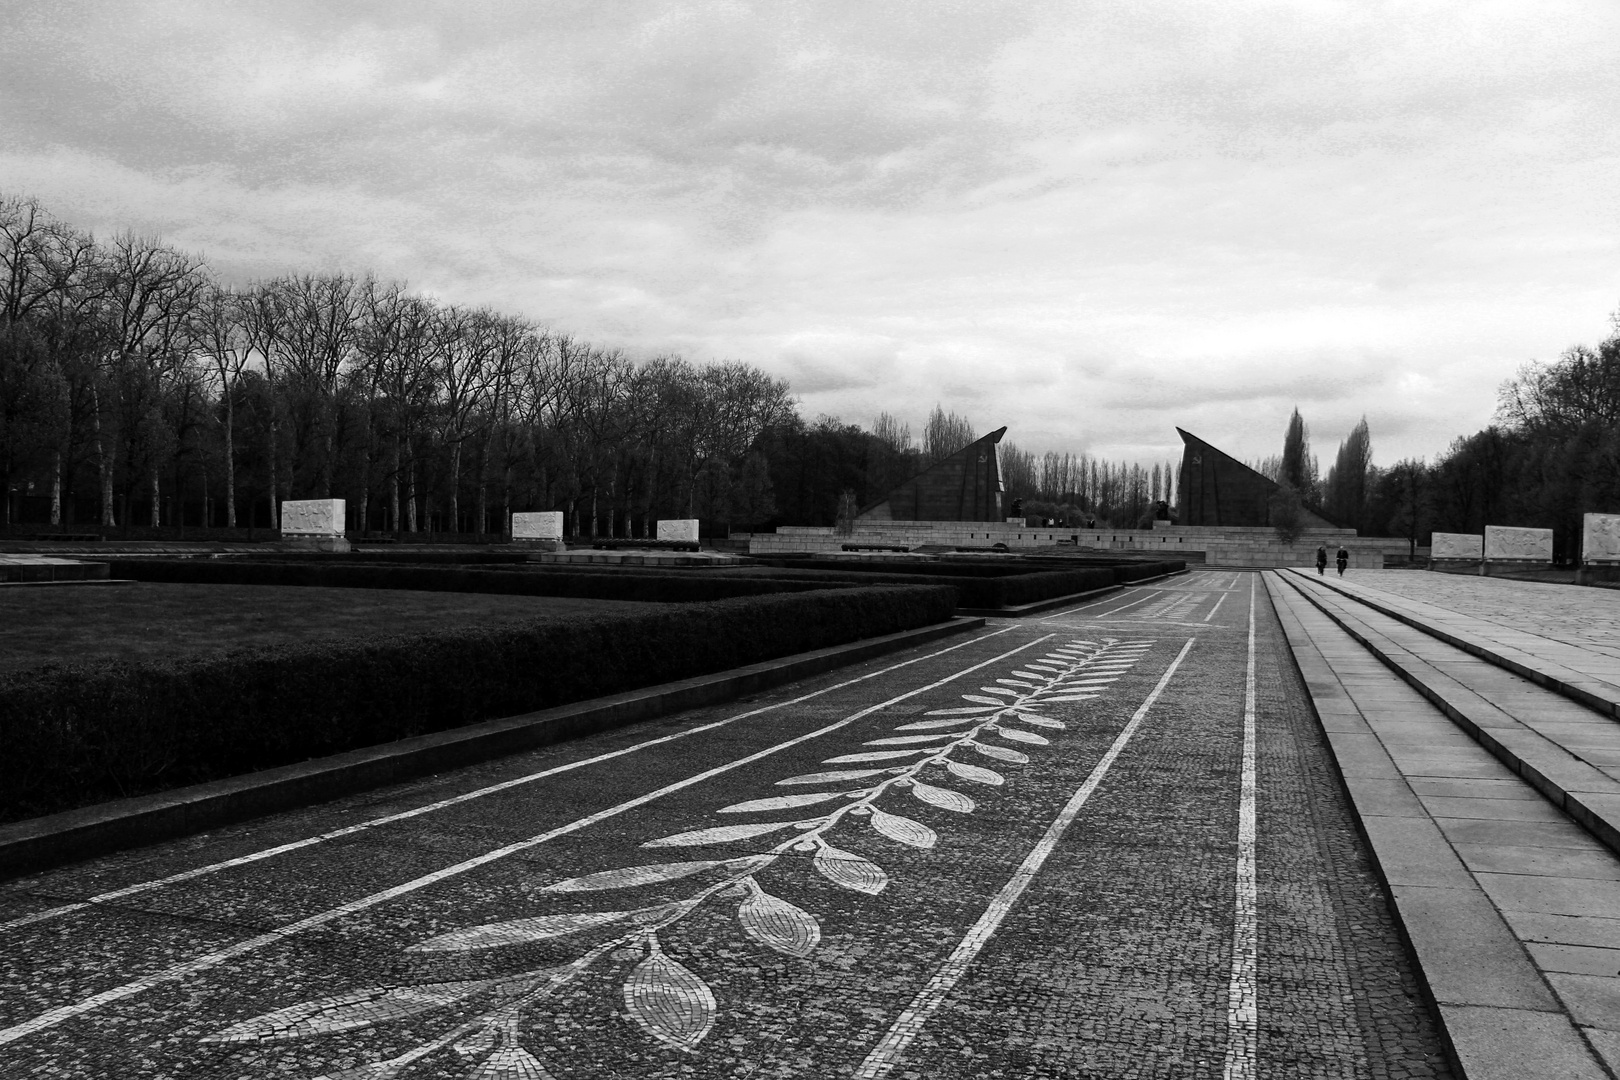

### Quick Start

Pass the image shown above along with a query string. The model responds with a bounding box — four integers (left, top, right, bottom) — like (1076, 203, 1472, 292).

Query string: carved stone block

(656, 519, 700, 543)
(280, 499, 345, 536)
(1583, 513, 1620, 563)
(1483, 525, 1553, 562)
(1430, 532, 1483, 559)
(513, 511, 564, 541)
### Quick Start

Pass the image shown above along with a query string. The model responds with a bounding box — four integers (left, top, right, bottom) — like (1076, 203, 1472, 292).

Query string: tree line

(1262, 317, 1620, 558)
(1, 194, 803, 537)
(0, 194, 1197, 538)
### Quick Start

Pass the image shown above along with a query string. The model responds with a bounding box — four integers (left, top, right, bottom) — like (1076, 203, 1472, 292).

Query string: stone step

(1283, 568, 1620, 721)
(1264, 572, 1620, 1079)
(1279, 570, 1620, 859)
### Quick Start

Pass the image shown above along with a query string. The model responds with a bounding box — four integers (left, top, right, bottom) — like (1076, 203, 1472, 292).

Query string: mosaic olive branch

(204, 637, 1152, 1079)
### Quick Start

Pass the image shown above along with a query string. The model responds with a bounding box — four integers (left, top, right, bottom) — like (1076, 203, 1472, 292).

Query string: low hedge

(108, 559, 839, 603)
(0, 584, 955, 821)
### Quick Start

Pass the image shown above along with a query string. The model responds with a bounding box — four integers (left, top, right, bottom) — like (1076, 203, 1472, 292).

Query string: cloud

(2, 0, 1617, 470)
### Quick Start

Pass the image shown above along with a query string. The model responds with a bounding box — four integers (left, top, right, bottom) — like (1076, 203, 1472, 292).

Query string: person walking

(1336, 545, 1349, 576)
(1316, 544, 1328, 575)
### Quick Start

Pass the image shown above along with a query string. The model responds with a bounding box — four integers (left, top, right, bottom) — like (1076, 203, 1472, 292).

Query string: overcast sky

(3, 1, 1616, 468)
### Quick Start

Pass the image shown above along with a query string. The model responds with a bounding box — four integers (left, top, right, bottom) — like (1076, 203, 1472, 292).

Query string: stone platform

(0, 555, 113, 585)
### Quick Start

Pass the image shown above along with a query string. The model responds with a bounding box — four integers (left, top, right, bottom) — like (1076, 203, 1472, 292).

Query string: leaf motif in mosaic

(922, 705, 999, 716)
(543, 861, 730, 892)
(822, 748, 931, 764)
(409, 911, 630, 953)
(993, 727, 1049, 746)
(738, 887, 821, 958)
(717, 791, 848, 814)
(1037, 694, 1099, 703)
(776, 768, 888, 786)
(813, 844, 889, 894)
(960, 694, 1007, 705)
(895, 717, 985, 731)
(623, 950, 716, 1051)
(1009, 712, 1064, 729)
(203, 979, 496, 1042)
(996, 678, 1039, 689)
(864, 732, 961, 746)
(945, 760, 1004, 786)
(971, 742, 1030, 764)
(868, 807, 937, 849)
(642, 820, 802, 848)
(977, 686, 1020, 697)
(910, 781, 975, 813)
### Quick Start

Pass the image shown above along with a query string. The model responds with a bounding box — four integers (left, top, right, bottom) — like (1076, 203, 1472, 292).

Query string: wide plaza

(6, 563, 1616, 1078)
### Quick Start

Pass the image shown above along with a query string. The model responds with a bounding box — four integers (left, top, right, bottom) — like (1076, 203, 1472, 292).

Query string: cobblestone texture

(0, 570, 1455, 1077)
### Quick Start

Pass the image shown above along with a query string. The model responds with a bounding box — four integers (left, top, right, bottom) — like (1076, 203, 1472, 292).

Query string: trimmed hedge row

(726, 559, 1185, 608)
(0, 584, 955, 821)
(108, 559, 839, 602)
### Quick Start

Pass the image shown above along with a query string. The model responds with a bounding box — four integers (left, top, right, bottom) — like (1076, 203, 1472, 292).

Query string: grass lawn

(0, 583, 658, 673)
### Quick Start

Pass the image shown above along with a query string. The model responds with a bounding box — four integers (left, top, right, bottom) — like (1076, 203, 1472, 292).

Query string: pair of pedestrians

(1316, 544, 1349, 576)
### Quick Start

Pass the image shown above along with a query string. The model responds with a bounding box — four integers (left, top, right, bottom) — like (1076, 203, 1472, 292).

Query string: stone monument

(280, 499, 349, 552)
(1176, 428, 1339, 529)
(858, 427, 1007, 522)
(1430, 532, 1483, 560)
(656, 519, 700, 544)
(1483, 525, 1553, 564)
(512, 511, 565, 550)
(1583, 513, 1620, 565)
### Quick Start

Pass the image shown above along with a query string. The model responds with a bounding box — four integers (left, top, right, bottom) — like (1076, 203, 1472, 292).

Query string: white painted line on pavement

(1205, 592, 1228, 622)
(1, 626, 1019, 935)
(1223, 575, 1260, 1080)
(0, 633, 1055, 1047)
(853, 635, 1197, 1080)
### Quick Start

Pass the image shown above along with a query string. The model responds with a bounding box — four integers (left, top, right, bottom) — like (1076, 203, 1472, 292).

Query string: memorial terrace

(739, 521, 1412, 568)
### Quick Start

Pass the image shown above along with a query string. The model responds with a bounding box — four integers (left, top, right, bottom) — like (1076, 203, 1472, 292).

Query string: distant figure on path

(1316, 544, 1328, 575)
(1336, 545, 1349, 576)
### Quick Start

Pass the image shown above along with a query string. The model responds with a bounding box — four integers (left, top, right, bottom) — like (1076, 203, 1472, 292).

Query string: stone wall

(743, 520, 1406, 568)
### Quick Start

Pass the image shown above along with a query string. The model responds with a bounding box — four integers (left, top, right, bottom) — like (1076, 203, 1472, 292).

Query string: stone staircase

(1267, 568, 1620, 1079)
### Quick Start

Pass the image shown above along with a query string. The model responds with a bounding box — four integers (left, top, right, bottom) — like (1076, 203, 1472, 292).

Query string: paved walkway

(1272, 569, 1620, 1079)
(0, 571, 1450, 1078)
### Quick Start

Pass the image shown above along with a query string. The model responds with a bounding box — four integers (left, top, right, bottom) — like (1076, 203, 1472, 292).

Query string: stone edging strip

(0, 616, 986, 878)
(1286, 569, 1620, 720)
(955, 567, 1190, 618)
(1262, 573, 1608, 1080)
(1278, 572, 1620, 858)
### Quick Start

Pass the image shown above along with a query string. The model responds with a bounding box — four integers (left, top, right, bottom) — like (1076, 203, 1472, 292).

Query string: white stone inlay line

(1204, 591, 1228, 623)
(0, 633, 1054, 1048)
(1223, 575, 1260, 1079)
(852, 635, 1197, 1079)
(1, 626, 1017, 935)
(1088, 589, 1163, 618)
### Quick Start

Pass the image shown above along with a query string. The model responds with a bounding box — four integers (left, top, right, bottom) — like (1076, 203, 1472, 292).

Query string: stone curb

(1277, 572, 1620, 860)
(1284, 568, 1620, 721)
(952, 567, 1190, 618)
(1262, 574, 1610, 1080)
(0, 616, 986, 878)
(0, 579, 136, 589)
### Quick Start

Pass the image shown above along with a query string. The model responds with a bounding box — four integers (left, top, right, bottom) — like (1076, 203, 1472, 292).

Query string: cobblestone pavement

(0, 571, 1454, 1078)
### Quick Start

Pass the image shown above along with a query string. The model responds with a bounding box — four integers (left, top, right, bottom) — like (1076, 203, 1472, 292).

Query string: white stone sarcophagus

(1430, 532, 1483, 560)
(1583, 513, 1620, 564)
(656, 519, 700, 544)
(1484, 525, 1553, 563)
(279, 499, 349, 551)
(512, 511, 564, 542)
